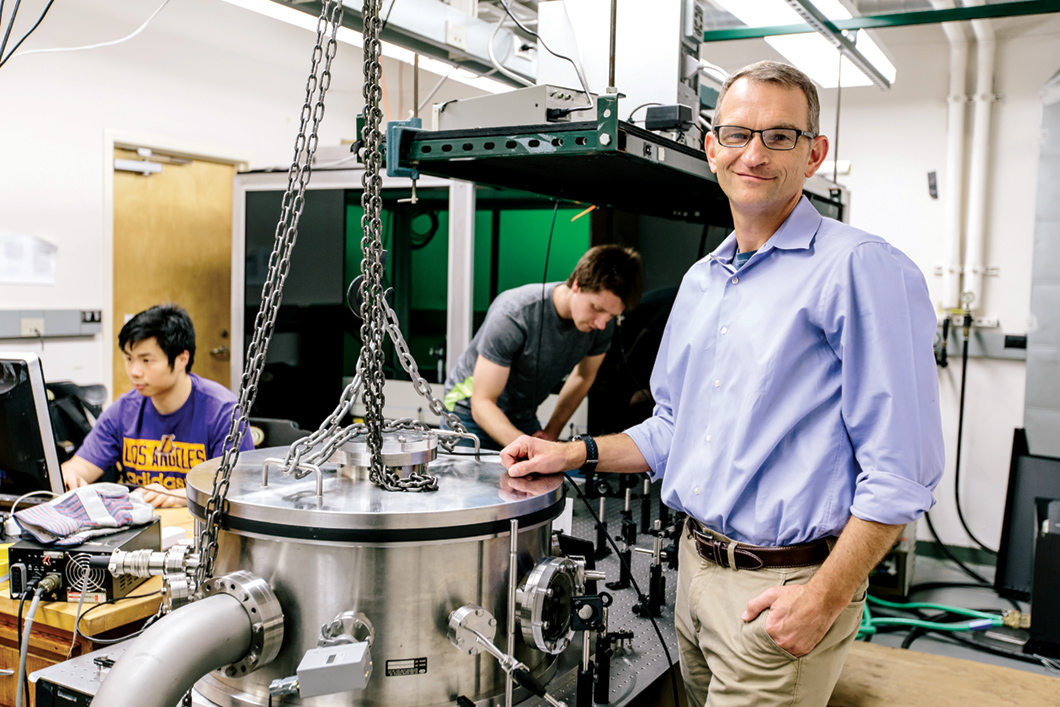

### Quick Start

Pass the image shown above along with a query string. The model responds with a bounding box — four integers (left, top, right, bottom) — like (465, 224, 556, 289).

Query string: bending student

(61, 304, 253, 508)
(443, 244, 642, 450)
(501, 61, 944, 707)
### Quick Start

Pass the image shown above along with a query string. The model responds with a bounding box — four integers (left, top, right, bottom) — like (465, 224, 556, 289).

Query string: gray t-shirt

(444, 282, 615, 431)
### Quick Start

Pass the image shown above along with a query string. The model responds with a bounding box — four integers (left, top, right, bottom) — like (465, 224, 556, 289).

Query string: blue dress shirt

(626, 197, 945, 546)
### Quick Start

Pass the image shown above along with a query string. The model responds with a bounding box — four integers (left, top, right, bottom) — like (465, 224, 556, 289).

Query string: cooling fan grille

(64, 553, 107, 592)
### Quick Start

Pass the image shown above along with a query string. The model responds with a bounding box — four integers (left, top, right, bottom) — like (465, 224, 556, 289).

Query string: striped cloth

(14, 483, 155, 546)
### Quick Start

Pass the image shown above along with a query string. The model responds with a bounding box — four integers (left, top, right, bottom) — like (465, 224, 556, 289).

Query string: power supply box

(8, 519, 161, 602)
(433, 84, 594, 131)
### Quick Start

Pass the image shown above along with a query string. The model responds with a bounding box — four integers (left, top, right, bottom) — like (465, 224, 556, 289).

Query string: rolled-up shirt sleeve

(822, 242, 945, 526)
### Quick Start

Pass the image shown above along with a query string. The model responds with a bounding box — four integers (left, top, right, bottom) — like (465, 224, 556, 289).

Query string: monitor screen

(0, 352, 64, 501)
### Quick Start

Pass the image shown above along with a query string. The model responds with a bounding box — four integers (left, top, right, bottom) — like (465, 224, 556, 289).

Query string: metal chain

(282, 371, 362, 471)
(381, 298, 469, 452)
(194, 0, 343, 586)
(359, 0, 389, 489)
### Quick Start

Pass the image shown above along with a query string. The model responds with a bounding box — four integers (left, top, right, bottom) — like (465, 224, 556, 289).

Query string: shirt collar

(711, 196, 822, 262)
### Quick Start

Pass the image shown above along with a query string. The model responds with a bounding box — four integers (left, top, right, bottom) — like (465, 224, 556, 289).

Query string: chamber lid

(186, 447, 565, 541)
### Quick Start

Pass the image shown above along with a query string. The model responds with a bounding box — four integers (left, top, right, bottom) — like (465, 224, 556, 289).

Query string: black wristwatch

(576, 434, 598, 473)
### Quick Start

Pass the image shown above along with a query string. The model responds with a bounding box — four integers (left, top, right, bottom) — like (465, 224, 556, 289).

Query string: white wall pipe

(964, 4, 997, 310)
(931, 0, 969, 310)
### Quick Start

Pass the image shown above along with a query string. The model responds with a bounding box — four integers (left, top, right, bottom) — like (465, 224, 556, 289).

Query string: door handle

(210, 345, 230, 358)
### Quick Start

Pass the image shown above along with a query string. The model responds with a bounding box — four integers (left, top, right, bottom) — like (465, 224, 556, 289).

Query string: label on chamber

(385, 657, 428, 677)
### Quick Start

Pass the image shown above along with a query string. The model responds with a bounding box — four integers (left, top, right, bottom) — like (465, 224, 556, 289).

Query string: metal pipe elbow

(91, 593, 252, 707)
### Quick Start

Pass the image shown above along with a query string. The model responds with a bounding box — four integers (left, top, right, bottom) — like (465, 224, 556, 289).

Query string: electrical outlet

(81, 309, 102, 323)
(974, 317, 999, 328)
(20, 317, 45, 337)
(513, 41, 535, 62)
(445, 21, 468, 51)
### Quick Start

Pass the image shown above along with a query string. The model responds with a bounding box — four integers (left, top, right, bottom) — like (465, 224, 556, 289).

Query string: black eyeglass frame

(712, 125, 817, 151)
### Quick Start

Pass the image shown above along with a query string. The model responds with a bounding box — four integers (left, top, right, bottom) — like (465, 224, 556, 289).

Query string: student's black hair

(118, 303, 196, 373)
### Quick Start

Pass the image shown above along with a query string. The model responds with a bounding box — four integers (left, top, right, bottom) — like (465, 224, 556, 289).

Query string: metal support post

(595, 496, 611, 560)
(447, 180, 476, 373)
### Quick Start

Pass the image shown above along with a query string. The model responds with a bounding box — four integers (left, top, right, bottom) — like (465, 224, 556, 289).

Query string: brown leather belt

(687, 518, 831, 570)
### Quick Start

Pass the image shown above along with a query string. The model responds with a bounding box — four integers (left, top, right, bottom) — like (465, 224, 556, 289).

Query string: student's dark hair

(566, 245, 643, 310)
(118, 303, 196, 372)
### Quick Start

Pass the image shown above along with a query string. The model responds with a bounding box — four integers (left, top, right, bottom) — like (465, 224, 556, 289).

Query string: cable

(497, 0, 594, 117)
(909, 580, 1021, 612)
(626, 103, 661, 122)
(16, 587, 42, 707)
(1, 0, 171, 66)
(562, 472, 680, 707)
(8, 489, 59, 519)
(953, 316, 997, 555)
(488, 16, 533, 88)
(0, 0, 21, 62)
(16, 590, 28, 704)
(16, 578, 57, 707)
(867, 594, 1001, 621)
(534, 201, 560, 436)
(903, 623, 1060, 672)
(65, 566, 92, 659)
(922, 509, 992, 585)
(408, 209, 440, 250)
(76, 590, 164, 644)
(0, 0, 52, 67)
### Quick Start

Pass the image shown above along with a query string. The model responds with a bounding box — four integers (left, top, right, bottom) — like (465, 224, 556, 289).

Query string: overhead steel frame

(785, 0, 893, 89)
(702, 0, 1060, 42)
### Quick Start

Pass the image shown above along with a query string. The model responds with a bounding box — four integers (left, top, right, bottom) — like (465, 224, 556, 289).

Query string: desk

(0, 509, 194, 707)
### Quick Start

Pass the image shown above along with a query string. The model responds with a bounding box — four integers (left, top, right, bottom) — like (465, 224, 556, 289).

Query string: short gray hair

(715, 60, 821, 136)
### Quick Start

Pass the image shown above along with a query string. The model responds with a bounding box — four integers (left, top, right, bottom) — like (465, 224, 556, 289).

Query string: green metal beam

(702, 0, 1060, 42)
(788, 0, 891, 89)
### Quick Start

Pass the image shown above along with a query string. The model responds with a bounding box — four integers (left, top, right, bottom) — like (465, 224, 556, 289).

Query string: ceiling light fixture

(710, 0, 897, 89)
(219, 0, 513, 95)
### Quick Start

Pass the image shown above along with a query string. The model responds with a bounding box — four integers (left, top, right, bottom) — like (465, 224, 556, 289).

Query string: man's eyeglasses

(713, 126, 816, 151)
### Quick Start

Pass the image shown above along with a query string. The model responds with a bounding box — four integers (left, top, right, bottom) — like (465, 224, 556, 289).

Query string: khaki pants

(675, 527, 866, 707)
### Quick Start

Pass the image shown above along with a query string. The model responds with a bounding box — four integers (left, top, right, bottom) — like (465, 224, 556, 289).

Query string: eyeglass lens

(716, 127, 800, 151)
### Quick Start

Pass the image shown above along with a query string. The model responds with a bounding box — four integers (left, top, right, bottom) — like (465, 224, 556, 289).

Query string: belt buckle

(712, 539, 726, 568)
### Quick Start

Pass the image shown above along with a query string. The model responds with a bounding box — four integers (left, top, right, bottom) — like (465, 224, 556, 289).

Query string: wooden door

(112, 148, 235, 396)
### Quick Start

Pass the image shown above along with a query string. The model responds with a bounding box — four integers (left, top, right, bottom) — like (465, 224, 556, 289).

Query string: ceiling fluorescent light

(219, 0, 512, 94)
(709, 0, 896, 89)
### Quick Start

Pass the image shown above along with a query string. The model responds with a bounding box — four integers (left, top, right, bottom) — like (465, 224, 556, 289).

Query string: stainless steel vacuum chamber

(185, 447, 566, 706)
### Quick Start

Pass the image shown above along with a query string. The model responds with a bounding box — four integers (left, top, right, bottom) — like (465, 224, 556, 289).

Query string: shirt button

(721, 327, 728, 335)
(706, 434, 712, 442)
(731, 276, 739, 284)
(694, 487, 700, 495)
(714, 379, 721, 387)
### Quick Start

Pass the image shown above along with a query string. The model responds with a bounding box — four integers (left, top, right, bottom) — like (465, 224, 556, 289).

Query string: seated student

(442, 245, 642, 450)
(61, 304, 253, 508)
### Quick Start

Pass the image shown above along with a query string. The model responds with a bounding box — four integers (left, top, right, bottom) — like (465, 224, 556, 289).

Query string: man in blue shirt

(501, 60, 944, 706)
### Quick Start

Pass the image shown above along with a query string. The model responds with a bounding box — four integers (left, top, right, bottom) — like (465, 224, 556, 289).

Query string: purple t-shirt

(76, 373, 253, 491)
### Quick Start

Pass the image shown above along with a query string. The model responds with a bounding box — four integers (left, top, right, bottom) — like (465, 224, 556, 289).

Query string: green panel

(497, 209, 590, 295)
(409, 209, 449, 311)
(701, 0, 1060, 41)
(342, 199, 590, 380)
(473, 210, 494, 313)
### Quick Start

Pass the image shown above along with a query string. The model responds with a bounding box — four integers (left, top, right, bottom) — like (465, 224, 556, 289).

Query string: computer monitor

(0, 352, 65, 503)
(995, 428, 1060, 600)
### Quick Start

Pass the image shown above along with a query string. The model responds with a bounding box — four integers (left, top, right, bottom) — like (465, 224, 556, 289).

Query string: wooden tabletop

(0, 508, 195, 636)
(831, 641, 1060, 706)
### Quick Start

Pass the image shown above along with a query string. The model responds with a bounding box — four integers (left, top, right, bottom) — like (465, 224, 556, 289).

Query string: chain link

(359, 0, 389, 490)
(380, 298, 469, 453)
(194, 0, 344, 587)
